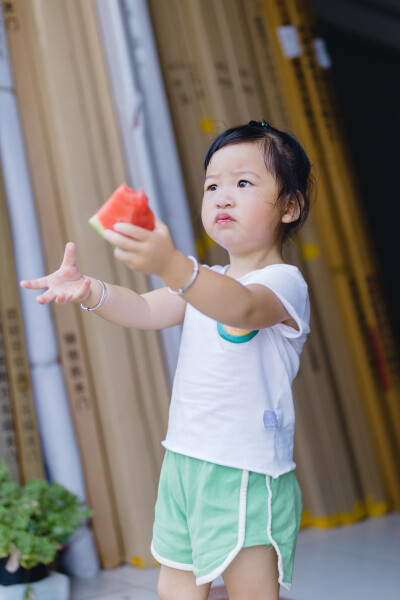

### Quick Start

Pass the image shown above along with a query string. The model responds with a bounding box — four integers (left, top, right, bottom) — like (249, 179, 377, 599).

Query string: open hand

(20, 242, 91, 305)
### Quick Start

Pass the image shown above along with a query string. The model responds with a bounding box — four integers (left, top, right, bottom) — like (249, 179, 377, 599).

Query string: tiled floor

(71, 513, 400, 599)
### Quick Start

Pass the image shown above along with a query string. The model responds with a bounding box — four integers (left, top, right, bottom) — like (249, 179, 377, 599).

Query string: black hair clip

(248, 119, 269, 129)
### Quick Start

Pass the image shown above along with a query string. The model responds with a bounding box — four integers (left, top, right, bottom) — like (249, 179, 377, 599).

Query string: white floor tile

(103, 565, 160, 590)
(88, 588, 159, 600)
(285, 552, 400, 600)
(282, 514, 400, 600)
(70, 514, 400, 600)
(70, 571, 132, 600)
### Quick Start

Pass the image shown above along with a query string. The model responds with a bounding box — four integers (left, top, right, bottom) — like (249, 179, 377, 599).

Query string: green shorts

(151, 450, 302, 590)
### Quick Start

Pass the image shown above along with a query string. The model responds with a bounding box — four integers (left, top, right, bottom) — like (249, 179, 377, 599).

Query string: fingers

(55, 292, 72, 305)
(20, 276, 49, 290)
(112, 246, 147, 272)
(37, 289, 75, 305)
(154, 217, 167, 231)
(103, 228, 143, 250)
(112, 222, 152, 240)
(105, 218, 167, 245)
(61, 242, 76, 268)
(52, 278, 91, 304)
(70, 278, 91, 302)
(113, 246, 134, 265)
(36, 289, 57, 305)
(104, 218, 173, 274)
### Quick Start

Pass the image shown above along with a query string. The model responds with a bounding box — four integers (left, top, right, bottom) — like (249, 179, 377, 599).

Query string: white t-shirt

(162, 264, 310, 477)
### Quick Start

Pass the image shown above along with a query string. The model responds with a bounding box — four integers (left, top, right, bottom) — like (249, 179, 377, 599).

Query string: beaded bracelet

(168, 256, 199, 296)
(80, 280, 107, 312)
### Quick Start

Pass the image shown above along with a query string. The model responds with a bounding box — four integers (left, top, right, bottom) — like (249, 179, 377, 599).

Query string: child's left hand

(103, 218, 179, 279)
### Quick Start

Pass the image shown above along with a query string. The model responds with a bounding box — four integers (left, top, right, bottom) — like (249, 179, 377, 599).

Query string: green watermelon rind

(89, 215, 106, 238)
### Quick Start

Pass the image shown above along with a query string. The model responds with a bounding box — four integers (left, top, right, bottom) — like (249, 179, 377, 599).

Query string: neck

(226, 246, 284, 278)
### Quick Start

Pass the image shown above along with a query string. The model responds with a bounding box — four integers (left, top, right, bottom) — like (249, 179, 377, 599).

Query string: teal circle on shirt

(217, 322, 259, 343)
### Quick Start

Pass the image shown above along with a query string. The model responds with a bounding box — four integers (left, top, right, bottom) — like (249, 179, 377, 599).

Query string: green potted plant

(0, 459, 92, 597)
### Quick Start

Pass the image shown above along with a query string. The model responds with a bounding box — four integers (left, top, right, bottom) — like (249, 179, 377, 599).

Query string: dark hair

(204, 120, 314, 239)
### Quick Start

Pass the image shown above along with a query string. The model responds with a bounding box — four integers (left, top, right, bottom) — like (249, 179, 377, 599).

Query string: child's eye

(238, 180, 251, 188)
(206, 184, 218, 192)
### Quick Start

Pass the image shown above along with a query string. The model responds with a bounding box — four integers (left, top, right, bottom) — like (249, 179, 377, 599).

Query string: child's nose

(216, 193, 234, 207)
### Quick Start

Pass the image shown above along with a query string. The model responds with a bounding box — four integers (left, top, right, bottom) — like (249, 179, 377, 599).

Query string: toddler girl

(21, 120, 313, 600)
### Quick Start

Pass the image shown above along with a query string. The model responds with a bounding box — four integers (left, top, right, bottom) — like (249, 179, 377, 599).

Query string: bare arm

(161, 252, 291, 330)
(106, 221, 293, 331)
(20, 242, 186, 330)
(21, 217, 293, 332)
(82, 278, 186, 329)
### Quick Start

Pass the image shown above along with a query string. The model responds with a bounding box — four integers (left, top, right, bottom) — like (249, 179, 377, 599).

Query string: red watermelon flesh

(89, 184, 155, 237)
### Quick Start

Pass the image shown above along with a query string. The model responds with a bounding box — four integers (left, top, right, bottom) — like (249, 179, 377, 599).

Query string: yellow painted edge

(129, 556, 161, 568)
(365, 496, 389, 517)
(300, 499, 390, 529)
(130, 556, 146, 568)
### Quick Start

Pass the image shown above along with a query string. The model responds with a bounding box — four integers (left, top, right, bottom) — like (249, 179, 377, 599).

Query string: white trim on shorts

(195, 469, 249, 586)
(150, 541, 194, 571)
(266, 475, 291, 591)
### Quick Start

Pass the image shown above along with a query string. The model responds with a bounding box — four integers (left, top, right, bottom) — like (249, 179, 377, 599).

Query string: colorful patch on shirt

(217, 322, 259, 343)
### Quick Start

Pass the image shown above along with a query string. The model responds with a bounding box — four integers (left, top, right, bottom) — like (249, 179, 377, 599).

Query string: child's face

(202, 142, 283, 257)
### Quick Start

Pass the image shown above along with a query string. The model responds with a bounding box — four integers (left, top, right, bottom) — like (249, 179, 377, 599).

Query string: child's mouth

(216, 213, 235, 225)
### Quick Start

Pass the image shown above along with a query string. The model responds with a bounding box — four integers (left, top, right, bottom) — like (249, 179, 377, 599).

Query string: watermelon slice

(89, 184, 155, 237)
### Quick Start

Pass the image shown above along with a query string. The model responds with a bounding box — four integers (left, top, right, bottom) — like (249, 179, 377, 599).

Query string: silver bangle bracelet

(80, 280, 107, 312)
(168, 256, 199, 296)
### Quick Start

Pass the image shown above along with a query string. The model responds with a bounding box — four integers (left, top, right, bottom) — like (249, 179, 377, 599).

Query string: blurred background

(0, 0, 399, 583)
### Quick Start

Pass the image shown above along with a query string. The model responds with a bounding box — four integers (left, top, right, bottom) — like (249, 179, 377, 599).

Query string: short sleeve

(242, 265, 310, 340)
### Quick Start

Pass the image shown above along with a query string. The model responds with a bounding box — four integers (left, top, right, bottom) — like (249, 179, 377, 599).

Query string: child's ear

(281, 192, 303, 224)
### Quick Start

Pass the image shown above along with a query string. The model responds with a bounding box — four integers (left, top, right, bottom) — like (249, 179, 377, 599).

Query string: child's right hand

(20, 242, 91, 305)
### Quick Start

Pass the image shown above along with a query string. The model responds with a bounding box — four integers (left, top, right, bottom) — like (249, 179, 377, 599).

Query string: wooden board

(287, 0, 400, 450)
(5, 0, 123, 567)
(94, 0, 196, 385)
(147, 0, 227, 264)
(0, 310, 20, 483)
(243, 0, 387, 512)
(0, 168, 44, 482)
(73, 0, 171, 474)
(17, 0, 169, 566)
(1, 6, 101, 575)
(214, 0, 266, 122)
(240, 0, 290, 130)
(178, 0, 241, 127)
(261, 0, 399, 506)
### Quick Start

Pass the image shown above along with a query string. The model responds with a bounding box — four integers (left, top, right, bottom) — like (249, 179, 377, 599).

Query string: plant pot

(0, 558, 48, 587)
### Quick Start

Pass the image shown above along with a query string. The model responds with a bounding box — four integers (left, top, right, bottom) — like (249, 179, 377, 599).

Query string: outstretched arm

(106, 220, 294, 331)
(20, 242, 186, 330)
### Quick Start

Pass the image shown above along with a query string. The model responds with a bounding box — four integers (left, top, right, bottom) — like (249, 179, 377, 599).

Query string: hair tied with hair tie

(261, 120, 269, 128)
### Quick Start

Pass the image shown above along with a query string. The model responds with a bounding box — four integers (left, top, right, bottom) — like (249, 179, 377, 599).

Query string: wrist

(161, 251, 199, 294)
(80, 278, 102, 309)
